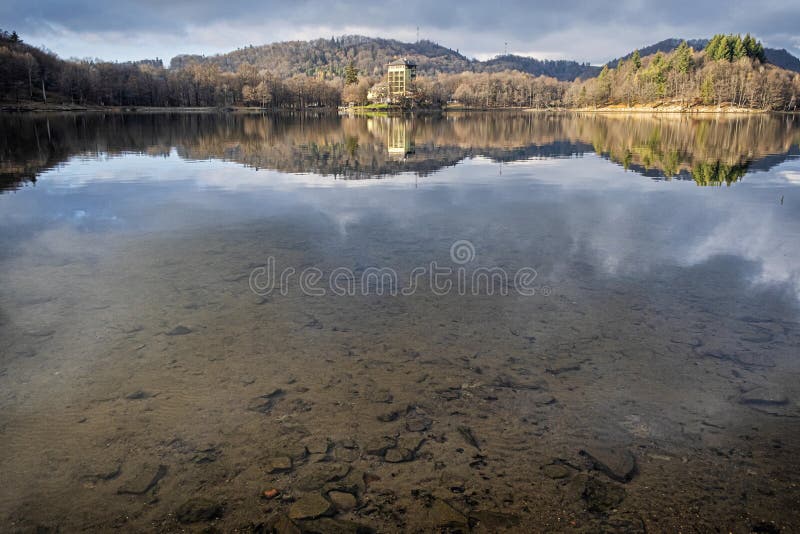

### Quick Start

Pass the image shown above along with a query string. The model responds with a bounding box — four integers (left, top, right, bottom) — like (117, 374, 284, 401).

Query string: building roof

(387, 58, 416, 67)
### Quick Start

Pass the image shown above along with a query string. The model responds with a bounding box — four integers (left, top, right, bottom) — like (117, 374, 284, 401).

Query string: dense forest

(2, 30, 800, 111)
(170, 35, 598, 80)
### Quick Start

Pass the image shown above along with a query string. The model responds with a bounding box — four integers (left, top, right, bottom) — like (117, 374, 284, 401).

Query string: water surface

(1, 112, 800, 532)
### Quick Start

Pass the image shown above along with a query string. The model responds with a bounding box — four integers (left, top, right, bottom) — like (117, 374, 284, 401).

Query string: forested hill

(477, 55, 599, 80)
(169, 35, 598, 81)
(607, 38, 800, 73)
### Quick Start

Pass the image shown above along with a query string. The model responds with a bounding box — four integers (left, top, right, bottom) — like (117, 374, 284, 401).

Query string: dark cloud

(3, 0, 799, 63)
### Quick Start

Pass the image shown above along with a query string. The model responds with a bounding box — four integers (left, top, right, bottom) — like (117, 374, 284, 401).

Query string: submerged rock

(739, 387, 789, 406)
(266, 514, 302, 534)
(175, 497, 224, 523)
(288, 494, 333, 520)
(124, 390, 153, 400)
(328, 490, 358, 511)
(541, 463, 571, 479)
(268, 456, 293, 474)
(298, 517, 374, 534)
(364, 436, 396, 456)
(377, 410, 400, 422)
(384, 447, 415, 463)
(426, 499, 469, 530)
(116, 464, 167, 495)
(405, 409, 433, 432)
(247, 389, 284, 413)
(457, 426, 481, 450)
(583, 476, 626, 513)
(739, 387, 797, 417)
(303, 437, 331, 455)
(469, 510, 521, 530)
(165, 325, 192, 336)
(296, 463, 351, 492)
(579, 446, 637, 482)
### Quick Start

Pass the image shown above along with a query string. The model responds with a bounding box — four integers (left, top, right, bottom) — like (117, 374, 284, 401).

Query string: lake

(1, 111, 800, 532)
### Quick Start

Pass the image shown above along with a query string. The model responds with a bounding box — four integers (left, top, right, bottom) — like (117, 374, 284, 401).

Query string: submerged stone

(328, 490, 358, 511)
(116, 464, 167, 495)
(165, 325, 192, 336)
(288, 494, 333, 520)
(175, 497, 224, 523)
(426, 499, 469, 529)
(583, 476, 626, 513)
(541, 463, 571, 479)
(268, 456, 293, 474)
(469, 510, 521, 529)
(384, 447, 414, 463)
(580, 446, 637, 482)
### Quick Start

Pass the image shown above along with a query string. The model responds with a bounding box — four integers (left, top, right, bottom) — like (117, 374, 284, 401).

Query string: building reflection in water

(386, 117, 415, 159)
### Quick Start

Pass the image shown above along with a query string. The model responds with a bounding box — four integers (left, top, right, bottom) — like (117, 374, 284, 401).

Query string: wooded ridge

(1, 30, 799, 111)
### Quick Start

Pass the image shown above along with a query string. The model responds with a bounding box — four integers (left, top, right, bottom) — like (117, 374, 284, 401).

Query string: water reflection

(2, 112, 799, 191)
(2, 112, 800, 532)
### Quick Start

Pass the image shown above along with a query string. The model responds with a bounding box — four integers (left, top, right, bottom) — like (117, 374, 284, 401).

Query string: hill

(607, 38, 800, 73)
(170, 35, 597, 81)
(477, 54, 599, 80)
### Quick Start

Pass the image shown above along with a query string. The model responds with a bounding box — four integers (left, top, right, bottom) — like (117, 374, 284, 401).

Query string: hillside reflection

(2, 112, 799, 191)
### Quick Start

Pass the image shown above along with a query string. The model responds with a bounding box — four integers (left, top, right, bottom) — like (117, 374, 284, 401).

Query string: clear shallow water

(1, 112, 800, 532)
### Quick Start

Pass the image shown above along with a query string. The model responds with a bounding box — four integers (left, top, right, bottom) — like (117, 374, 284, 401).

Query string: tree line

(2, 30, 799, 111)
(566, 36, 800, 111)
(1, 30, 341, 108)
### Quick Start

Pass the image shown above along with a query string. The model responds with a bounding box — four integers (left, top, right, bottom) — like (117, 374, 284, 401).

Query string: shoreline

(2, 102, 794, 115)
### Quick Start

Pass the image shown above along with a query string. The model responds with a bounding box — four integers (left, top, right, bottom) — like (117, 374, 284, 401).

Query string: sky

(3, 0, 799, 65)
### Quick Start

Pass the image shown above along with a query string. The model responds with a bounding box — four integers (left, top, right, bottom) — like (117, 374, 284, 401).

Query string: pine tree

(344, 61, 358, 85)
(700, 75, 715, 104)
(706, 33, 765, 63)
(674, 41, 694, 73)
(705, 35, 722, 59)
(733, 35, 747, 60)
(631, 49, 641, 70)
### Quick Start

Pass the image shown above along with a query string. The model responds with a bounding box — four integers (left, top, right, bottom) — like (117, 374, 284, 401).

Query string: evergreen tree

(705, 35, 722, 59)
(631, 49, 641, 70)
(674, 41, 694, 73)
(706, 33, 765, 63)
(344, 61, 358, 85)
(718, 35, 733, 61)
(700, 75, 715, 104)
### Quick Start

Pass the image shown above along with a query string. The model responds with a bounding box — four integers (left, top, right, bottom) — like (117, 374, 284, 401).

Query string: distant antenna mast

(504, 42, 508, 55)
(417, 26, 420, 43)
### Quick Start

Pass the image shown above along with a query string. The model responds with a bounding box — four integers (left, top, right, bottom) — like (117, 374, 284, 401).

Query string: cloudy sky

(3, 0, 799, 65)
